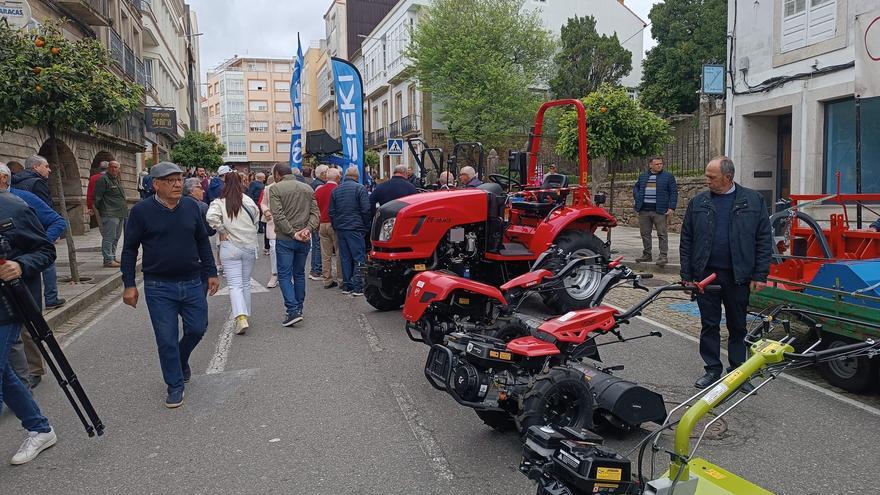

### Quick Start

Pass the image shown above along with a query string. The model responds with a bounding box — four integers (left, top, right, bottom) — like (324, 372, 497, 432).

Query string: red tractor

(365, 99, 617, 312)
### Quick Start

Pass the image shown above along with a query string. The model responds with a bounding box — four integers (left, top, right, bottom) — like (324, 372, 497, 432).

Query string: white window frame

(248, 79, 268, 91)
(274, 81, 288, 92)
(277, 142, 291, 153)
(249, 101, 268, 112)
(275, 102, 291, 113)
(249, 121, 269, 133)
(276, 121, 292, 133)
(250, 142, 270, 153)
(774, 0, 845, 66)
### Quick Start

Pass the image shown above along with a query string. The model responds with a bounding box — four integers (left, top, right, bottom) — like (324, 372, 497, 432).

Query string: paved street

(2, 256, 878, 494)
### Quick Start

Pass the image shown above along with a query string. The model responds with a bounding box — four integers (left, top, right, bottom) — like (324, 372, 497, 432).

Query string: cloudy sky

(189, 0, 661, 86)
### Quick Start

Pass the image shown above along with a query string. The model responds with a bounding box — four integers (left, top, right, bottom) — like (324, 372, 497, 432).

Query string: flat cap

(150, 161, 183, 178)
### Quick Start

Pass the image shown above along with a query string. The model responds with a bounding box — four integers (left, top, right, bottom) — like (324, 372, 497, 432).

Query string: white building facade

(726, 0, 880, 206)
(357, 0, 647, 179)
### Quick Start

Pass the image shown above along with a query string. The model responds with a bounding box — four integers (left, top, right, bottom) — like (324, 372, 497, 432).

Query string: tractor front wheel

(364, 284, 405, 311)
(543, 231, 609, 313)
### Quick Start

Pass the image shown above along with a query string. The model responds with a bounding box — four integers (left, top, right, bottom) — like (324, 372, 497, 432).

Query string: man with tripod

(0, 190, 58, 464)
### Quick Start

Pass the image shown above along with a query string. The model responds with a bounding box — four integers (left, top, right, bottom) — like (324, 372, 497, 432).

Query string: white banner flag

(855, 9, 880, 98)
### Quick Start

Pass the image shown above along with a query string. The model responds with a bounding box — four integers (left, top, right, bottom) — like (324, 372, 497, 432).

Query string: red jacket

(86, 173, 103, 210)
(315, 182, 338, 223)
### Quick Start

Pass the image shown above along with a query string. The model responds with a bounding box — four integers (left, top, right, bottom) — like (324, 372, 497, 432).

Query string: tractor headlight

(379, 218, 396, 241)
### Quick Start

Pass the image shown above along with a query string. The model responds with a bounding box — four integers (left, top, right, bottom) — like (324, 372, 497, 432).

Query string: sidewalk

(46, 228, 137, 329)
(606, 225, 681, 275)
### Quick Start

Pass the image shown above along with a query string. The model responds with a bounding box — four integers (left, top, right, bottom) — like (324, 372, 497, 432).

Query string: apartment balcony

(135, 0, 152, 15)
(364, 131, 375, 148)
(388, 120, 400, 138)
(136, 58, 146, 87)
(110, 29, 145, 88)
(56, 0, 110, 26)
(124, 45, 136, 80)
(372, 127, 386, 149)
(400, 114, 420, 136)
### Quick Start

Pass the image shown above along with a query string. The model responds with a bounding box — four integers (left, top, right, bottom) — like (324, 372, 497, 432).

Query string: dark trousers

(695, 269, 750, 374)
(638, 209, 668, 258)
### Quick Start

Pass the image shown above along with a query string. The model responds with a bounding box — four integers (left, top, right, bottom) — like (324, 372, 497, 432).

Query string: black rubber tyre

(364, 284, 405, 311)
(516, 366, 595, 436)
(818, 334, 879, 393)
(475, 410, 516, 431)
(482, 318, 529, 342)
(543, 231, 609, 313)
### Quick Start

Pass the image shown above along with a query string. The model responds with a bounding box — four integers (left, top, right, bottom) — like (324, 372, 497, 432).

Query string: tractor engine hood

(371, 189, 490, 259)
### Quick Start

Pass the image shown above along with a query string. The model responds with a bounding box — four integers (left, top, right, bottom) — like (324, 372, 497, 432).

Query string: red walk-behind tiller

(422, 272, 719, 435)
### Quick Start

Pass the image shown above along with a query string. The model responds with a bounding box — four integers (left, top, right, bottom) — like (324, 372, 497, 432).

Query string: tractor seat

(510, 201, 555, 217)
(537, 173, 569, 204)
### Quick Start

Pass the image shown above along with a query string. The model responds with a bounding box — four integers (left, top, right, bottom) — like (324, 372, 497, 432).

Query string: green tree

(556, 84, 671, 163)
(550, 15, 632, 99)
(170, 131, 225, 170)
(364, 150, 380, 169)
(0, 20, 143, 282)
(639, 0, 727, 115)
(406, 0, 553, 145)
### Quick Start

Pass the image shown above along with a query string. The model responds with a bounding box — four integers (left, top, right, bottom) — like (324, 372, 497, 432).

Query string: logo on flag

(289, 34, 304, 169)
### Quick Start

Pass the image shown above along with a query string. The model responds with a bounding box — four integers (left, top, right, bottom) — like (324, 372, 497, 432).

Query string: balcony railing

(374, 127, 386, 148)
(136, 0, 152, 14)
(99, 112, 144, 145)
(56, 0, 110, 26)
(388, 120, 400, 138)
(136, 58, 146, 86)
(400, 114, 420, 136)
(365, 131, 375, 148)
(124, 45, 136, 80)
(109, 29, 124, 67)
(110, 29, 146, 89)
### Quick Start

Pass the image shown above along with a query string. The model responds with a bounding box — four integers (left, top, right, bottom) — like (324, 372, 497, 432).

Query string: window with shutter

(781, 0, 836, 52)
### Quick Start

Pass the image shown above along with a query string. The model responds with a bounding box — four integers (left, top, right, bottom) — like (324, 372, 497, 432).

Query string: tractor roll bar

(527, 99, 588, 188)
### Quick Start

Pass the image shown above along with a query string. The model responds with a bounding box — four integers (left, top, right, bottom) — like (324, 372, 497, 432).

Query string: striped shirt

(644, 174, 658, 204)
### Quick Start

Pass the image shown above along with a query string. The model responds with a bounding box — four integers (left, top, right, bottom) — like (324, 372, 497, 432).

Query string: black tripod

(0, 275, 104, 437)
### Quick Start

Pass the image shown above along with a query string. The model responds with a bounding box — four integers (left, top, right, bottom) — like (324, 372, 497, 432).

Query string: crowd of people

(0, 152, 785, 467)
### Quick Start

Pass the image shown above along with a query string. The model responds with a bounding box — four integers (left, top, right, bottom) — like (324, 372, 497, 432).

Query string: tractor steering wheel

(489, 174, 522, 190)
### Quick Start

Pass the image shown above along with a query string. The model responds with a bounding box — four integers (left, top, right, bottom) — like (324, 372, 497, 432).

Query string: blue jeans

(310, 229, 322, 274)
(276, 238, 310, 315)
(0, 322, 51, 433)
(144, 278, 208, 394)
(43, 263, 59, 305)
(337, 230, 366, 292)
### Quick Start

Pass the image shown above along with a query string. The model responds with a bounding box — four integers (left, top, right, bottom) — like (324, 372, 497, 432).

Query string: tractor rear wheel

(516, 366, 595, 436)
(543, 231, 609, 313)
(818, 333, 879, 393)
(364, 284, 405, 311)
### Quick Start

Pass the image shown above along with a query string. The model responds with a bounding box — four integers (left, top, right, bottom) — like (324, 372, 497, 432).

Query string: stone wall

(598, 176, 706, 233)
(0, 126, 142, 234)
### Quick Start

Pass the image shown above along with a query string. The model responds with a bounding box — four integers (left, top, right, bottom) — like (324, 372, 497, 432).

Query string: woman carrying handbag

(207, 172, 259, 335)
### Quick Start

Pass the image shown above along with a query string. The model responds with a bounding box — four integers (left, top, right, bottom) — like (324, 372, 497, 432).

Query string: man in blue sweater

(121, 162, 219, 408)
(370, 164, 418, 220)
(633, 156, 678, 266)
(680, 156, 771, 390)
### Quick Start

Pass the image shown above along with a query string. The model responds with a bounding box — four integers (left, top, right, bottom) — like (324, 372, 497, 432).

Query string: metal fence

(610, 126, 710, 180)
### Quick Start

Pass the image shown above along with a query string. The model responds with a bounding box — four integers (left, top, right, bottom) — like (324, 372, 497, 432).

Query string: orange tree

(0, 20, 143, 281)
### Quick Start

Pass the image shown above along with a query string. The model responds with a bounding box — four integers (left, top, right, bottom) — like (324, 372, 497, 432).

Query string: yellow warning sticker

(722, 369, 743, 386)
(414, 264, 426, 271)
(703, 468, 727, 480)
(596, 467, 622, 481)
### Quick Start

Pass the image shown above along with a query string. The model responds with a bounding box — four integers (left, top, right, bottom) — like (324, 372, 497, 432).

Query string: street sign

(0, 0, 31, 29)
(856, 9, 880, 98)
(701, 64, 725, 95)
(145, 107, 177, 135)
(387, 138, 404, 156)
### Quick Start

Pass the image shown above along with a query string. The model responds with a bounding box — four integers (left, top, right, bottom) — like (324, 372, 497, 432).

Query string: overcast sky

(189, 0, 661, 88)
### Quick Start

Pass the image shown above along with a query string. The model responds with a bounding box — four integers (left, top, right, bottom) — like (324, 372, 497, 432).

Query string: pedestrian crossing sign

(387, 138, 404, 156)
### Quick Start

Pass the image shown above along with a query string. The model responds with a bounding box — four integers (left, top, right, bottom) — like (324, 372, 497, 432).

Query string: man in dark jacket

(633, 157, 678, 266)
(94, 161, 128, 267)
(0, 191, 59, 464)
(370, 164, 418, 219)
(680, 156, 772, 390)
(11, 155, 52, 207)
(329, 166, 371, 297)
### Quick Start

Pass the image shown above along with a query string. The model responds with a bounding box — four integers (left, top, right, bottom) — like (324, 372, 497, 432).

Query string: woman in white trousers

(259, 178, 278, 288)
(207, 172, 259, 334)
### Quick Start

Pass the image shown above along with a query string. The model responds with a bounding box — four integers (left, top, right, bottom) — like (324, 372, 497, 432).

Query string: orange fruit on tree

(599, 106, 608, 113)
(35, 84, 43, 92)
(35, 37, 45, 48)
(32, 66, 42, 75)
(51, 47, 61, 56)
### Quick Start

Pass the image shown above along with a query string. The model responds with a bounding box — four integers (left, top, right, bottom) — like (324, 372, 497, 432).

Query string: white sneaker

(234, 315, 249, 335)
(11, 428, 57, 465)
(266, 275, 278, 288)
(308, 273, 323, 281)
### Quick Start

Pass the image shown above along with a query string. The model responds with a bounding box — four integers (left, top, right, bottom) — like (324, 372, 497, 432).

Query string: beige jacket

(206, 195, 259, 249)
(269, 175, 320, 241)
